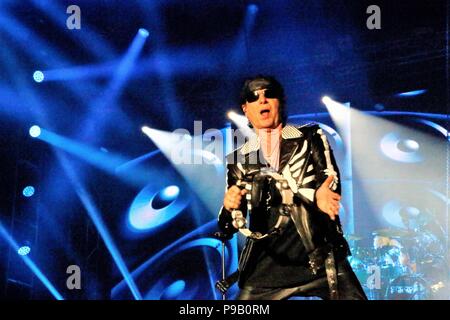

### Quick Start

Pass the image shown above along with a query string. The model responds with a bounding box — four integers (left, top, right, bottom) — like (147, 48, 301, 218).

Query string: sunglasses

(245, 87, 280, 103)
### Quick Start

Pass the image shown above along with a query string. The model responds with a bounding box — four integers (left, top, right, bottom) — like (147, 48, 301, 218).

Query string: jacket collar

(239, 124, 303, 155)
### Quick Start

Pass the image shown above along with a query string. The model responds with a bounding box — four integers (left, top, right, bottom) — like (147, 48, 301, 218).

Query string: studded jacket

(218, 123, 351, 287)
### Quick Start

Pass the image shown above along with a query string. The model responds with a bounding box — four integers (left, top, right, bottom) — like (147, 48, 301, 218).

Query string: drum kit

(347, 217, 450, 300)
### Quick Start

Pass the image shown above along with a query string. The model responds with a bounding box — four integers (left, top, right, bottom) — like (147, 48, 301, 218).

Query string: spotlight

(153, 186, 180, 209)
(128, 184, 188, 231)
(138, 28, 149, 38)
(18, 246, 31, 256)
(161, 185, 180, 200)
(380, 132, 423, 163)
(22, 186, 35, 197)
(396, 89, 427, 97)
(398, 139, 420, 152)
(0, 222, 63, 299)
(33, 70, 44, 83)
(227, 111, 237, 119)
(248, 4, 259, 14)
(227, 110, 255, 138)
(321, 96, 332, 104)
(29, 125, 41, 138)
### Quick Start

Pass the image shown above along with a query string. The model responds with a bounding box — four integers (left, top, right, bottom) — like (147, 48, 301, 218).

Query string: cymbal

(372, 228, 415, 238)
(347, 234, 363, 241)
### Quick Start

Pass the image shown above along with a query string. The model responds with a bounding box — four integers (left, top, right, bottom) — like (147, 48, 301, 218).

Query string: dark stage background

(0, 0, 448, 300)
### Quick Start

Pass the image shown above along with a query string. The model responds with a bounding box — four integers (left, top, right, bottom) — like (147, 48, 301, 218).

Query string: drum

(354, 242, 408, 299)
(348, 246, 375, 284)
(386, 275, 429, 300)
(415, 231, 444, 258)
(373, 235, 394, 250)
(350, 256, 405, 300)
(352, 246, 375, 264)
(417, 255, 449, 299)
(350, 258, 369, 287)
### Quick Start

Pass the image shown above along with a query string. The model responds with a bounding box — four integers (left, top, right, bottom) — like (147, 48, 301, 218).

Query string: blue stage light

(138, 28, 149, 38)
(321, 96, 332, 104)
(161, 185, 179, 200)
(29, 125, 41, 138)
(248, 4, 259, 14)
(151, 186, 180, 210)
(0, 221, 63, 299)
(68, 174, 142, 300)
(153, 186, 180, 209)
(415, 119, 449, 140)
(112, 220, 239, 300)
(18, 246, 31, 256)
(22, 186, 35, 197)
(396, 89, 427, 97)
(161, 280, 186, 299)
(33, 70, 44, 83)
(128, 184, 189, 231)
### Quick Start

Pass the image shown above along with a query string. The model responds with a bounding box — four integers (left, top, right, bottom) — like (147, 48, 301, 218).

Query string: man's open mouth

(260, 109, 270, 115)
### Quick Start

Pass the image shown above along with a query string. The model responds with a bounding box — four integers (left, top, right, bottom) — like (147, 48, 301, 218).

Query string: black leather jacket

(218, 124, 351, 285)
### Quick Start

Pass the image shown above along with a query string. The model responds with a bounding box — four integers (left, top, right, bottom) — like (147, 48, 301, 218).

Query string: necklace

(259, 134, 281, 170)
(257, 125, 282, 169)
(263, 136, 280, 157)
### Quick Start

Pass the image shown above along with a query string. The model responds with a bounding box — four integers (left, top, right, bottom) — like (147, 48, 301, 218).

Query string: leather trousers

(236, 259, 368, 300)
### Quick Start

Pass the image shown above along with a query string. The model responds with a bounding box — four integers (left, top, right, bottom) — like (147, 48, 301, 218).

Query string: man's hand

(223, 185, 247, 211)
(315, 175, 341, 220)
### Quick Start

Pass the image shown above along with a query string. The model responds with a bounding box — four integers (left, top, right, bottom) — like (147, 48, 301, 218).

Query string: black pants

(236, 259, 367, 300)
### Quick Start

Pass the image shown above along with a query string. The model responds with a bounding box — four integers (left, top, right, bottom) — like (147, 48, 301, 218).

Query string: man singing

(218, 75, 367, 300)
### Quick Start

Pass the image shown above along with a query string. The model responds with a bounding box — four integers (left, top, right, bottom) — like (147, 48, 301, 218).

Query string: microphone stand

(213, 231, 233, 300)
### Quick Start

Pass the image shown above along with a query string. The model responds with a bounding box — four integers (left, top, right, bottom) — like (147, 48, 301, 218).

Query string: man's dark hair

(239, 75, 287, 126)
